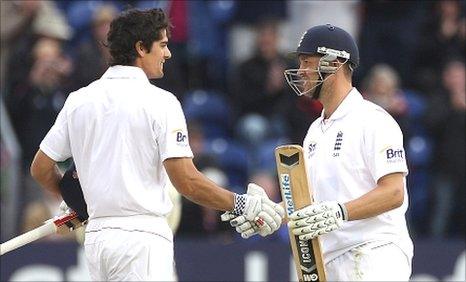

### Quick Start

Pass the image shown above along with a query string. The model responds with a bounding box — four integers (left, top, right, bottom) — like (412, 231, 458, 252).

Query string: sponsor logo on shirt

(333, 131, 343, 157)
(385, 148, 404, 163)
(173, 129, 188, 146)
(308, 142, 317, 158)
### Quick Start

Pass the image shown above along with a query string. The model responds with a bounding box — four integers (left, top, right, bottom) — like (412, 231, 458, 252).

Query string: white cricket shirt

(40, 66, 193, 223)
(303, 88, 413, 264)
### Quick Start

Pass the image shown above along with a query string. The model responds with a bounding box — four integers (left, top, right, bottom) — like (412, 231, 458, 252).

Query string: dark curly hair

(107, 8, 170, 66)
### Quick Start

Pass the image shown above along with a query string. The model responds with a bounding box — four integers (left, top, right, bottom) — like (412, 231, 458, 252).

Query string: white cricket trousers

(84, 215, 175, 281)
(325, 242, 412, 281)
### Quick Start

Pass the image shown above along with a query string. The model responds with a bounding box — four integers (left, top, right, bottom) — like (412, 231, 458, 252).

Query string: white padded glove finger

(230, 215, 247, 227)
(297, 224, 339, 241)
(289, 204, 326, 220)
(220, 211, 236, 222)
(234, 214, 279, 238)
(288, 212, 328, 228)
(272, 202, 285, 219)
(258, 224, 272, 237)
(236, 221, 255, 233)
(241, 227, 259, 239)
(291, 218, 337, 234)
(255, 211, 277, 231)
(258, 204, 280, 230)
(288, 201, 347, 239)
(221, 212, 264, 239)
(261, 199, 285, 224)
(221, 212, 256, 238)
(230, 183, 285, 238)
(249, 183, 284, 229)
(59, 201, 70, 213)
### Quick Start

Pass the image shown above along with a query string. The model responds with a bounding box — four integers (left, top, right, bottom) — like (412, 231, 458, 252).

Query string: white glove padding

(288, 201, 348, 240)
(59, 201, 70, 213)
(242, 183, 284, 224)
(230, 205, 283, 238)
(220, 212, 260, 238)
(223, 183, 285, 238)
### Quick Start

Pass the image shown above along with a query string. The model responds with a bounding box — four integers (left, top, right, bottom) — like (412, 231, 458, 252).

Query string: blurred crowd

(0, 0, 464, 243)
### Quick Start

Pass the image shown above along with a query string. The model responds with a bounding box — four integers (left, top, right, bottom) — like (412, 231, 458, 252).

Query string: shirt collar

(320, 87, 363, 121)
(101, 65, 149, 82)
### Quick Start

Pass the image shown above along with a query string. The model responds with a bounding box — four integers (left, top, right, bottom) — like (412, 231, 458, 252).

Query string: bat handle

(0, 222, 56, 255)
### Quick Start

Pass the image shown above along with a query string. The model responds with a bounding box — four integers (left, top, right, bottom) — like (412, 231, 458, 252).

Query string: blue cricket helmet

(295, 24, 359, 69)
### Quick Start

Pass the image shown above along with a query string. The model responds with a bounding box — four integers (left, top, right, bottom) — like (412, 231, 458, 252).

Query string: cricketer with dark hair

(31, 8, 284, 281)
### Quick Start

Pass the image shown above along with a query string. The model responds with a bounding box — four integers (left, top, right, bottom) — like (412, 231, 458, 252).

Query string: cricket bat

(275, 145, 326, 282)
(0, 209, 86, 256)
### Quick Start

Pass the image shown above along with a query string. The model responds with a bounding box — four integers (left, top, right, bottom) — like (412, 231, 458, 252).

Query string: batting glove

(59, 201, 70, 213)
(288, 201, 348, 240)
(221, 183, 285, 238)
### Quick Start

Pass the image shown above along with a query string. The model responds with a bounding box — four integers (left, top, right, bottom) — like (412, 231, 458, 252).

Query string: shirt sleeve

(157, 97, 193, 162)
(364, 109, 408, 182)
(39, 98, 72, 162)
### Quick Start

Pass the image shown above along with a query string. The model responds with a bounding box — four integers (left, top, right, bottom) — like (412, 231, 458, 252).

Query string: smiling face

(284, 54, 324, 97)
(297, 54, 321, 94)
(137, 29, 171, 79)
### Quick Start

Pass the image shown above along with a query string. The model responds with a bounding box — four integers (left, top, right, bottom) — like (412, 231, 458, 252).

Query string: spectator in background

(71, 3, 117, 91)
(0, 0, 41, 92)
(4, 0, 72, 97)
(285, 1, 360, 53)
(135, 0, 190, 98)
(413, 0, 465, 94)
(232, 18, 296, 145)
(357, 1, 426, 87)
(186, 1, 236, 92)
(363, 64, 432, 236)
(151, 0, 189, 98)
(426, 59, 465, 238)
(249, 170, 281, 204)
(6, 36, 72, 207)
(8, 38, 72, 170)
(363, 64, 408, 120)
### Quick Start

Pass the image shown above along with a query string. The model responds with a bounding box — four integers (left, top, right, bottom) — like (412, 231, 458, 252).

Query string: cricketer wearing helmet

(225, 24, 413, 281)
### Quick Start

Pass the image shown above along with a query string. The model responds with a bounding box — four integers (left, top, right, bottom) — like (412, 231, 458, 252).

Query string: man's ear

(135, 41, 146, 57)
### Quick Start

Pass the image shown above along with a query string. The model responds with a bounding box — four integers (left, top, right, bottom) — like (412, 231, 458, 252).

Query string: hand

(220, 212, 257, 238)
(222, 183, 285, 238)
(58, 164, 89, 221)
(266, 62, 286, 93)
(288, 201, 347, 240)
(59, 200, 70, 213)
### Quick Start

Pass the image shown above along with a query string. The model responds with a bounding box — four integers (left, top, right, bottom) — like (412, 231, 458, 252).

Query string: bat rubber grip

(0, 222, 57, 255)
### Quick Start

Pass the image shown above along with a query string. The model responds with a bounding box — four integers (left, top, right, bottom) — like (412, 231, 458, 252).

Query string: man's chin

(302, 87, 317, 98)
(149, 71, 164, 80)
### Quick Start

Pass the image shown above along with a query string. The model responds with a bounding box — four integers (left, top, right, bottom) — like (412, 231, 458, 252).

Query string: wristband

(232, 194, 248, 216)
(338, 203, 349, 221)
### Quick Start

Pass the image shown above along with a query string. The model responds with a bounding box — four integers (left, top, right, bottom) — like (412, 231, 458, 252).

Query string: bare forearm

(31, 164, 62, 196)
(344, 174, 404, 221)
(176, 171, 235, 211)
(164, 158, 238, 211)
